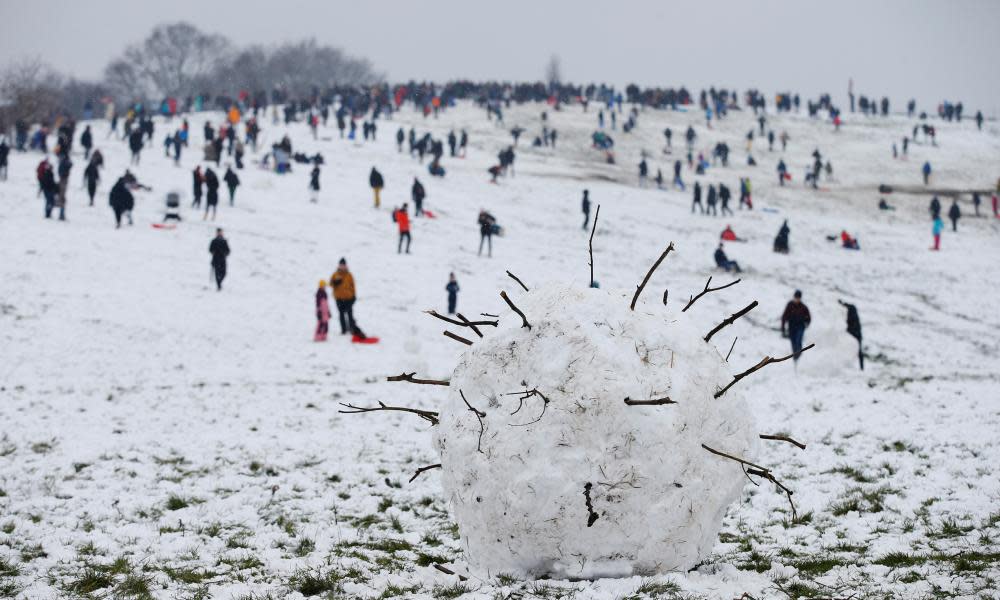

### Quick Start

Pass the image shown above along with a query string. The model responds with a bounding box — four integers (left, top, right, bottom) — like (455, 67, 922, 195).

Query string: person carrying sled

(781, 290, 811, 362)
(315, 280, 331, 341)
(209, 228, 230, 291)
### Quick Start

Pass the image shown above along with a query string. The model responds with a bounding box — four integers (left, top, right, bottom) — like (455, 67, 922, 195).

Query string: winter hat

(319, 279, 326, 288)
(338, 257, 347, 266)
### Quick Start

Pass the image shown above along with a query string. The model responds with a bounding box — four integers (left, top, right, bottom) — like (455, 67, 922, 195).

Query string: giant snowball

(433, 285, 758, 579)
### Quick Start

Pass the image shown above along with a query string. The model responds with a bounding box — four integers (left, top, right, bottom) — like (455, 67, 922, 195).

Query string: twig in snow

(701, 443, 797, 519)
(630, 242, 675, 310)
(725, 337, 738, 362)
(459, 390, 486, 453)
(759, 434, 807, 450)
(704, 301, 758, 342)
(714, 343, 815, 399)
(432, 563, 468, 581)
(386, 372, 450, 386)
(480, 312, 500, 318)
(588, 204, 601, 288)
(506, 270, 529, 292)
(408, 463, 442, 483)
(662, 289, 669, 305)
(338, 401, 439, 426)
(500, 291, 531, 330)
(682, 276, 741, 312)
(455, 313, 483, 338)
(505, 388, 550, 426)
(443, 330, 474, 346)
(623, 396, 676, 406)
(425, 310, 497, 329)
(583, 482, 599, 527)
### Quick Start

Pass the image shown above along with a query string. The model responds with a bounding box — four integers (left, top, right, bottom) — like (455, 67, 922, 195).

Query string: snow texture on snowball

(433, 285, 759, 579)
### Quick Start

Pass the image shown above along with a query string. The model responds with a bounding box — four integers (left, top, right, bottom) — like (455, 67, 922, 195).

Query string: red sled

(783, 173, 792, 181)
(352, 335, 380, 344)
(423, 209, 437, 219)
(152, 223, 177, 230)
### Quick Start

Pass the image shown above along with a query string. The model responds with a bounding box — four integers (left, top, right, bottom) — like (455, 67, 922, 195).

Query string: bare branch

(589, 204, 601, 288)
(760, 434, 807, 450)
(425, 310, 497, 328)
(480, 312, 500, 318)
(443, 330, 474, 346)
(682, 276, 741, 312)
(432, 563, 468, 581)
(386, 372, 450, 386)
(506, 270, 529, 292)
(505, 388, 550, 426)
(338, 401, 439, 426)
(459, 390, 486, 453)
(704, 300, 758, 342)
(583, 482, 599, 527)
(455, 313, 483, 338)
(408, 463, 442, 483)
(725, 337, 738, 362)
(701, 443, 797, 519)
(714, 343, 815, 399)
(500, 291, 531, 330)
(623, 396, 676, 406)
(630, 242, 675, 310)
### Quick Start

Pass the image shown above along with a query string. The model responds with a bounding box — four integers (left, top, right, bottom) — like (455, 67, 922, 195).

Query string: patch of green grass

(377, 497, 394, 512)
(931, 517, 974, 539)
(431, 582, 472, 599)
(219, 553, 264, 571)
(494, 572, 520, 586)
(20, 543, 47, 562)
(416, 552, 449, 567)
(0, 557, 19, 578)
(736, 550, 772, 573)
(0, 522, 13, 535)
(378, 583, 419, 598)
(115, 573, 153, 599)
(294, 537, 315, 557)
(792, 556, 847, 576)
(165, 494, 191, 511)
(164, 566, 215, 584)
(289, 568, 343, 596)
(363, 538, 413, 553)
(632, 578, 680, 597)
(825, 465, 874, 483)
(65, 568, 114, 594)
(347, 513, 380, 529)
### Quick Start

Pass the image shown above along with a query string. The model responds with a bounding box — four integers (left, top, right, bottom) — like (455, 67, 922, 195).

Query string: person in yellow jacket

(330, 258, 356, 334)
(228, 105, 241, 126)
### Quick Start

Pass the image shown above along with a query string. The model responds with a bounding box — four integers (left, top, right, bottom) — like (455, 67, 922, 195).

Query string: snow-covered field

(2, 100, 999, 599)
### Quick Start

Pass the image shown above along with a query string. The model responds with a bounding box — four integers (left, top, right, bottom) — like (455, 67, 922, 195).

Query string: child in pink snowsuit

(315, 280, 331, 341)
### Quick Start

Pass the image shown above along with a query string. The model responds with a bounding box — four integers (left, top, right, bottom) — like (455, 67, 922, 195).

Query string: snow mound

(433, 285, 758, 579)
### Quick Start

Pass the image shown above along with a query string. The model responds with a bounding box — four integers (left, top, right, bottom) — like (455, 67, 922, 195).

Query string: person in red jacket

(781, 290, 811, 361)
(393, 203, 411, 254)
(720, 225, 743, 242)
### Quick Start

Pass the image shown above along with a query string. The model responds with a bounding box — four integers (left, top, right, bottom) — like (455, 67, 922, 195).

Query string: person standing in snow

(80, 125, 93, 160)
(719, 183, 732, 216)
(393, 203, 412, 254)
(83, 155, 101, 206)
(922, 161, 932, 185)
(39, 161, 58, 219)
(315, 279, 331, 341)
(781, 290, 811, 362)
(947, 199, 961, 231)
(706, 184, 718, 216)
(224, 166, 240, 206)
(673, 160, 685, 190)
(581, 189, 591, 230)
(931, 215, 944, 250)
(0, 136, 9, 181)
(396, 127, 405, 152)
(459, 129, 468, 157)
(369, 166, 384, 208)
(56, 153, 72, 221)
(209, 228, 230, 291)
(478, 210, 497, 257)
(411, 177, 426, 216)
(128, 127, 144, 165)
(929, 196, 941, 219)
(692, 181, 704, 214)
(204, 167, 219, 220)
(777, 160, 787, 186)
(446, 273, 459, 315)
(192, 166, 203, 208)
(838, 300, 863, 370)
(330, 258, 356, 335)
(309, 165, 320, 203)
(638, 158, 648, 187)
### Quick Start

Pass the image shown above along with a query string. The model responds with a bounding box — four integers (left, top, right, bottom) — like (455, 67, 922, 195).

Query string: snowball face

(433, 286, 758, 579)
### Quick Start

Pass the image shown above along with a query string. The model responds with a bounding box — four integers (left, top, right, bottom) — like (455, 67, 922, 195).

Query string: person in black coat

(80, 125, 93, 160)
(108, 171, 147, 228)
(83, 157, 101, 206)
(839, 300, 863, 370)
(692, 181, 703, 214)
(192, 166, 203, 208)
(223, 167, 240, 206)
(411, 177, 426, 216)
(369, 167, 384, 208)
(0, 137, 9, 181)
(446, 273, 459, 314)
(948, 199, 961, 231)
(40, 163, 58, 218)
(203, 167, 219, 220)
(128, 129, 144, 165)
(209, 228, 230, 291)
(309, 165, 320, 203)
(581, 189, 591, 230)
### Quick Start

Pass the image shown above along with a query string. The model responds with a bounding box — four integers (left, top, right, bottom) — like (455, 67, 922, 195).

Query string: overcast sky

(2, 0, 998, 115)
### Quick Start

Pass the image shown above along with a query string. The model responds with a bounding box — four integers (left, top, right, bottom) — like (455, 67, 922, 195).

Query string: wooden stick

(408, 463, 442, 483)
(425, 310, 497, 328)
(714, 343, 815, 398)
(623, 396, 676, 406)
(443, 330, 474, 346)
(338, 401, 439, 426)
(701, 443, 797, 519)
(588, 204, 601, 288)
(500, 291, 531, 330)
(704, 300, 758, 342)
(506, 270, 529, 292)
(386, 372, 450, 386)
(630, 242, 675, 310)
(455, 313, 483, 338)
(725, 337, 738, 362)
(759, 434, 807, 450)
(682, 276, 741, 312)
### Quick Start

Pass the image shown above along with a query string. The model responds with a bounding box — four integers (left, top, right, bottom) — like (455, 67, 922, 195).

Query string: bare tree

(0, 57, 64, 129)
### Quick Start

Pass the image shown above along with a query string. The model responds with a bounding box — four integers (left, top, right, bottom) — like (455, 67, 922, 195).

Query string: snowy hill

(1, 101, 999, 599)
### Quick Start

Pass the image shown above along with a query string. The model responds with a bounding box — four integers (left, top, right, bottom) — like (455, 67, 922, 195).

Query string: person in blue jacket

(446, 273, 459, 314)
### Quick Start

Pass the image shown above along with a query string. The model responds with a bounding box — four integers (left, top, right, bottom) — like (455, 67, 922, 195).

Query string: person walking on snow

(309, 165, 320, 203)
(83, 156, 101, 206)
(209, 228, 230, 291)
(411, 177, 426, 216)
(781, 290, 811, 362)
(56, 154, 72, 221)
(838, 300, 863, 370)
(478, 210, 497, 257)
(948, 199, 961, 231)
(922, 161, 932, 185)
(314, 280, 331, 341)
(203, 167, 220, 220)
(40, 161, 58, 219)
(330, 258, 356, 334)
(692, 181, 704, 214)
(393, 204, 412, 253)
(929, 196, 941, 219)
(931, 215, 944, 250)
(224, 166, 240, 206)
(581, 189, 591, 230)
(446, 273, 459, 314)
(192, 166, 203, 208)
(369, 167, 384, 208)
